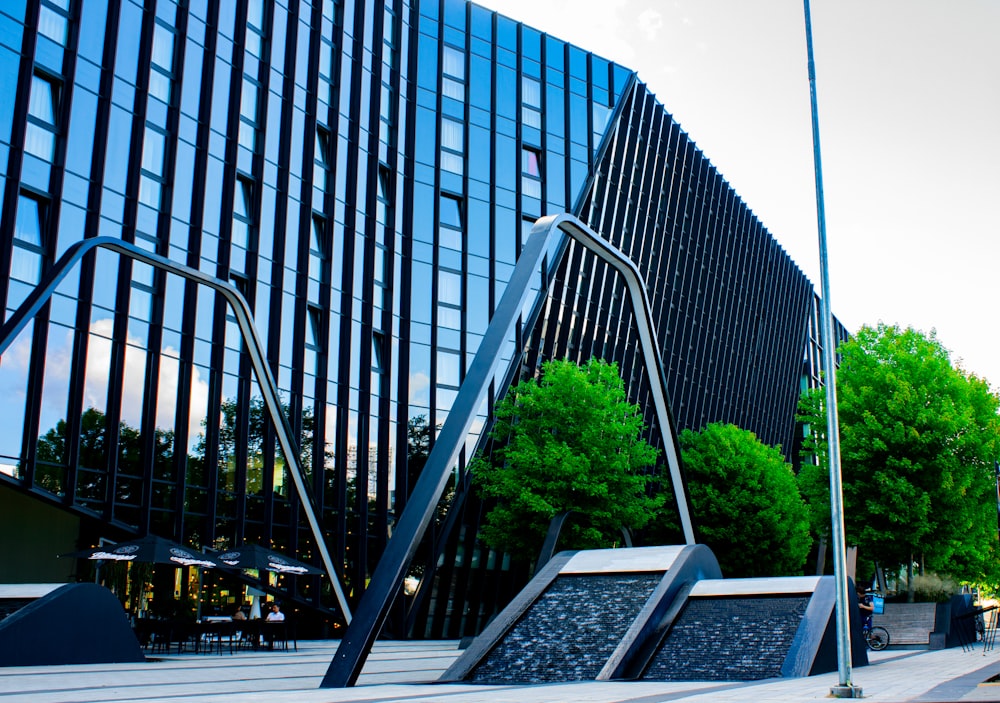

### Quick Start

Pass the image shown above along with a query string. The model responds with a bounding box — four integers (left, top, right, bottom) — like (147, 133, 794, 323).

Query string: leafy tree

(798, 323, 1000, 585)
(680, 422, 811, 577)
(472, 358, 663, 558)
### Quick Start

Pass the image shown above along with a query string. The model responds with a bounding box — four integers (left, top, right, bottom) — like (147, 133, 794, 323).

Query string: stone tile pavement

(2, 640, 1000, 703)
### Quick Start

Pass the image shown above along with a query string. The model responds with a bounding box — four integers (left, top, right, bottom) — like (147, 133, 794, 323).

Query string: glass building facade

(0, 0, 838, 636)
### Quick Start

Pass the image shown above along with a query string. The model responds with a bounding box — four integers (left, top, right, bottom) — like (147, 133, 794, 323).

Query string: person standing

(857, 584, 874, 628)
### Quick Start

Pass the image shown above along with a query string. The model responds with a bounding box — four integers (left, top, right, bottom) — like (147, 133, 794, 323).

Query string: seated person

(263, 602, 286, 649)
(266, 603, 285, 622)
(231, 606, 247, 622)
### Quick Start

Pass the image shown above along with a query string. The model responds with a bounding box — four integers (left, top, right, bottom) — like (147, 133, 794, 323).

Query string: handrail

(0, 236, 352, 623)
(320, 213, 693, 687)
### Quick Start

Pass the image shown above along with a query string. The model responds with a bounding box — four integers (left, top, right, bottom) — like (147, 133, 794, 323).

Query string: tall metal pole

(802, 0, 861, 697)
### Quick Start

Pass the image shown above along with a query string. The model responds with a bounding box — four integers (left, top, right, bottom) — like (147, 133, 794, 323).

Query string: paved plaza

(2, 640, 1000, 703)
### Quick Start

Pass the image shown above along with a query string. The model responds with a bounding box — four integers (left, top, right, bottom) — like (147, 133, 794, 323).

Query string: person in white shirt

(263, 602, 286, 649)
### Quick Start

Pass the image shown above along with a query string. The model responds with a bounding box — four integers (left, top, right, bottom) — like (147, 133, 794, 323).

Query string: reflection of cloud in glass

(0, 332, 32, 380)
(409, 371, 430, 407)
(6, 317, 210, 454)
(0, 333, 32, 473)
(82, 321, 112, 413)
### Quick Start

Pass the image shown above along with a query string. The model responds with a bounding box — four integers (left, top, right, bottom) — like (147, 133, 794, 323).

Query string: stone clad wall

(643, 595, 811, 681)
(469, 573, 661, 683)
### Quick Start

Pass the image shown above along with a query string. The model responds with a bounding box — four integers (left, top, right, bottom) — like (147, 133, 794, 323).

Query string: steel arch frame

(321, 213, 693, 687)
(0, 236, 353, 623)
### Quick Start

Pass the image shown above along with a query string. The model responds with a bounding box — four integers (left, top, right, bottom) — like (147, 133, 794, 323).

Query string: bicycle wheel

(866, 626, 890, 651)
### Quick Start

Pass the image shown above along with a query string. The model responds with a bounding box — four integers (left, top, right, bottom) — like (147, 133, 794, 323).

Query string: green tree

(472, 358, 663, 558)
(798, 323, 1000, 585)
(680, 422, 811, 577)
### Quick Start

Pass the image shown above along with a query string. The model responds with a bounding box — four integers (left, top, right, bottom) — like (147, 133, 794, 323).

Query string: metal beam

(0, 236, 353, 623)
(321, 213, 693, 688)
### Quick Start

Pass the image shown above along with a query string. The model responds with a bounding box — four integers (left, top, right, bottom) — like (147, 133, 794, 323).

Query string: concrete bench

(873, 602, 938, 645)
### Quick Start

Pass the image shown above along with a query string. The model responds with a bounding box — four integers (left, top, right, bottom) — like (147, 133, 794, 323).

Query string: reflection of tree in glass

(399, 414, 451, 583)
(189, 396, 329, 497)
(403, 413, 453, 516)
(32, 397, 325, 507)
(34, 408, 173, 499)
(406, 414, 432, 497)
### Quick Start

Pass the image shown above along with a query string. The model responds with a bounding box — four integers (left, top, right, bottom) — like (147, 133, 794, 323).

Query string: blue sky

(475, 0, 1000, 390)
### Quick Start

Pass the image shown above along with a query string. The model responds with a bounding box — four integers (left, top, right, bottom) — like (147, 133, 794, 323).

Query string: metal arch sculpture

(0, 236, 353, 624)
(321, 213, 694, 687)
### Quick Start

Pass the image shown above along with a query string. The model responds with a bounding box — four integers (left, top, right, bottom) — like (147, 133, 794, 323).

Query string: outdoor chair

(239, 620, 262, 651)
(172, 621, 201, 654)
(263, 621, 295, 651)
(202, 621, 237, 654)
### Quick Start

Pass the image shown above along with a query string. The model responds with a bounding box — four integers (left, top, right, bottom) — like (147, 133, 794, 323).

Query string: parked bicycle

(863, 617, 890, 651)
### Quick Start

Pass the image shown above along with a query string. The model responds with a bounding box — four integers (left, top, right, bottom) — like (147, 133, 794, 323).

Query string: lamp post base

(831, 684, 864, 698)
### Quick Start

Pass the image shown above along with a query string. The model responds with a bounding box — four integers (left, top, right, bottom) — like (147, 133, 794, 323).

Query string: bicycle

(863, 616, 890, 651)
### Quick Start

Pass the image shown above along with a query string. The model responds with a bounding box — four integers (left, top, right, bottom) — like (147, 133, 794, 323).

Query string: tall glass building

(0, 0, 840, 636)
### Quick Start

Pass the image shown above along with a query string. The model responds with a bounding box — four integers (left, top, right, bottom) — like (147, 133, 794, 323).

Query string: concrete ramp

(0, 583, 143, 666)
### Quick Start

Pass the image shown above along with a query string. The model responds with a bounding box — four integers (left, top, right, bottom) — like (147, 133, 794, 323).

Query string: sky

(473, 0, 1000, 390)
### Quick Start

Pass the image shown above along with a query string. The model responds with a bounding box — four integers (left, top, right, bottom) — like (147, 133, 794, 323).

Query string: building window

(440, 118, 464, 174)
(319, 0, 341, 84)
(374, 164, 392, 311)
(10, 194, 46, 285)
(149, 21, 176, 103)
(309, 214, 327, 302)
(314, 126, 331, 193)
(37, 0, 70, 46)
(522, 76, 542, 129)
(371, 330, 386, 397)
(522, 147, 542, 199)
(438, 267, 462, 331)
(323, 0, 342, 24)
(441, 45, 465, 101)
(141, 128, 165, 177)
(239, 78, 260, 151)
(438, 269, 462, 307)
(437, 349, 461, 387)
(232, 174, 253, 252)
(138, 125, 167, 208)
(372, 331, 385, 371)
(245, 0, 266, 57)
(25, 73, 59, 162)
(305, 304, 323, 376)
(439, 193, 463, 250)
(376, 164, 391, 226)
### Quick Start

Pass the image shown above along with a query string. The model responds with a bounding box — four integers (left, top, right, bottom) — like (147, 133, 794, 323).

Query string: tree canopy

(472, 358, 663, 558)
(680, 422, 811, 577)
(798, 323, 1000, 584)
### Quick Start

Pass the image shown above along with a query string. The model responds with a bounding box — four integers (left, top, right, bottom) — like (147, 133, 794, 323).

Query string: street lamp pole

(802, 0, 861, 697)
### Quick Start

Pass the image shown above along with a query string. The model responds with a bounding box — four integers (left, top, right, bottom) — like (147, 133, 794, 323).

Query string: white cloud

(637, 8, 665, 41)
